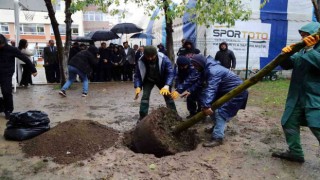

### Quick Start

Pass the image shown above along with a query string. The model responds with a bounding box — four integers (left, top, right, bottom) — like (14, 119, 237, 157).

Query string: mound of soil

(131, 107, 199, 157)
(21, 119, 119, 164)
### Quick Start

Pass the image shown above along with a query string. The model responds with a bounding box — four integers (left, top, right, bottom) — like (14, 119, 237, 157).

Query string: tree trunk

(63, 0, 72, 84)
(172, 31, 320, 134)
(163, 0, 175, 63)
(44, 0, 65, 86)
(312, 0, 320, 22)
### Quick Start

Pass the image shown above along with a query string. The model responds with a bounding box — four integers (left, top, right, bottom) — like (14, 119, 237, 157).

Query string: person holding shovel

(272, 22, 320, 163)
(134, 46, 176, 121)
(190, 54, 248, 147)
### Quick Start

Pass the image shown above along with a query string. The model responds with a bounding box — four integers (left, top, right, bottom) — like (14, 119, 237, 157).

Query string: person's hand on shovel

(171, 90, 180, 100)
(180, 91, 191, 98)
(134, 87, 141, 100)
(202, 107, 213, 116)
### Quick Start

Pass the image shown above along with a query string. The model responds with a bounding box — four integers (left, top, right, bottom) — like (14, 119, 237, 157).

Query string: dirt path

(0, 83, 319, 179)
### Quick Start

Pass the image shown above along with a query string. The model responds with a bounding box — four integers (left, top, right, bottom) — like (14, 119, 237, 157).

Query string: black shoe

(4, 111, 11, 120)
(82, 93, 87, 97)
(272, 150, 305, 163)
(203, 138, 223, 147)
(59, 90, 66, 97)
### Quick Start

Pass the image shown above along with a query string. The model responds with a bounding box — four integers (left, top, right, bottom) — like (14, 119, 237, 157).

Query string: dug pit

(124, 107, 200, 157)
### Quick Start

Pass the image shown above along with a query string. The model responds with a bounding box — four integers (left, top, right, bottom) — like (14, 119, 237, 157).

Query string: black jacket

(0, 34, 37, 77)
(68, 50, 98, 74)
(214, 42, 236, 69)
(68, 46, 81, 62)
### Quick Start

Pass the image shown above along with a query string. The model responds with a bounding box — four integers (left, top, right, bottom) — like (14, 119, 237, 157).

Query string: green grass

(247, 79, 290, 117)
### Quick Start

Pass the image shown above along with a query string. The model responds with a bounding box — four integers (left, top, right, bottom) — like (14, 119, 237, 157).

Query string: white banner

(199, 21, 271, 69)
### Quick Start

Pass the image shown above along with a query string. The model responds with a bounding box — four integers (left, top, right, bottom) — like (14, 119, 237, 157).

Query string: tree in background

(44, 0, 73, 86)
(71, 0, 252, 62)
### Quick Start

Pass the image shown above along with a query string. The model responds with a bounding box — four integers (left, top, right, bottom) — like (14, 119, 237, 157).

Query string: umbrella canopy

(111, 23, 143, 34)
(86, 30, 119, 41)
(71, 36, 93, 42)
(130, 32, 155, 39)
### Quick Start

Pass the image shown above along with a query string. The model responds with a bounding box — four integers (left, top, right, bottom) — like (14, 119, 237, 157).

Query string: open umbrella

(111, 23, 143, 34)
(71, 36, 94, 42)
(130, 32, 155, 39)
(86, 30, 119, 41)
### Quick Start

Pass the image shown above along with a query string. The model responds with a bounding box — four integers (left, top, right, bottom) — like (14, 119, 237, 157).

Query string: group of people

(0, 22, 319, 164)
(58, 41, 145, 97)
(134, 44, 247, 148)
(133, 22, 320, 163)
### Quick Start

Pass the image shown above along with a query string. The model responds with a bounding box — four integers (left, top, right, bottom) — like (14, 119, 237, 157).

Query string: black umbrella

(130, 32, 155, 39)
(111, 23, 143, 34)
(71, 36, 94, 42)
(86, 30, 120, 41)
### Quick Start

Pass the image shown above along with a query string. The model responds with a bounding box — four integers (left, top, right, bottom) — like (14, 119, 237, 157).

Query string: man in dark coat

(157, 43, 168, 56)
(191, 54, 248, 147)
(177, 39, 200, 58)
(271, 22, 320, 163)
(134, 46, 176, 120)
(0, 34, 37, 119)
(214, 42, 236, 70)
(59, 46, 98, 97)
(123, 41, 136, 81)
(43, 40, 59, 83)
(171, 56, 202, 118)
(98, 42, 113, 82)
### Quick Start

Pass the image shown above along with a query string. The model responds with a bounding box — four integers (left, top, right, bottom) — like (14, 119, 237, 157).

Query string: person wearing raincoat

(190, 54, 248, 147)
(272, 22, 320, 163)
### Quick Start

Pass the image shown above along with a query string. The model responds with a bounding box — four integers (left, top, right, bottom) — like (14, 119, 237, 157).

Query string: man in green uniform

(272, 22, 320, 163)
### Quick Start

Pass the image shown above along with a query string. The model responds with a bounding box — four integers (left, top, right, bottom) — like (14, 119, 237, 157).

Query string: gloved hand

(202, 107, 213, 116)
(135, 87, 141, 95)
(160, 85, 170, 96)
(134, 87, 141, 100)
(282, 44, 295, 53)
(171, 91, 180, 99)
(303, 35, 320, 47)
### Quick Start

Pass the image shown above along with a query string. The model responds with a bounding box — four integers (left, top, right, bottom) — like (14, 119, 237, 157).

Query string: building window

(0, 23, 10, 34)
(83, 11, 116, 22)
(51, 25, 79, 35)
(71, 27, 79, 35)
(20, 24, 45, 35)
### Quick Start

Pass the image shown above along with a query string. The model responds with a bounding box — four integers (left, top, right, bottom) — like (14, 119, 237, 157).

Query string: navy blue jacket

(134, 52, 174, 88)
(200, 56, 248, 119)
(174, 64, 202, 94)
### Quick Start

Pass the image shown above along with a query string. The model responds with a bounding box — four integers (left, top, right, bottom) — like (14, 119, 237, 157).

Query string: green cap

(144, 46, 158, 56)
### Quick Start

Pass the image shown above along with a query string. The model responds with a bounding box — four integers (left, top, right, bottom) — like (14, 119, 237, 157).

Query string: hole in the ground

(123, 107, 200, 158)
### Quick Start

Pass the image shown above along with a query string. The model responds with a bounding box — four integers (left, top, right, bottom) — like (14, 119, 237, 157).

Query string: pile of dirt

(129, 107, 199, 157)
(21, 119, 119, 164)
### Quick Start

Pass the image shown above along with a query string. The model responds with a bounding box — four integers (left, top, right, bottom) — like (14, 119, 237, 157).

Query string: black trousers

(123, 62, 134, 81)
(0, 75, 14, 113)
(20, 64, 33, 86)
(45, 63, 60, 83)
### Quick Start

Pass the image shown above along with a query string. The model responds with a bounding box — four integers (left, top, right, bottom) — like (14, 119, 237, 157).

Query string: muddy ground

(0, 82, 319, 180)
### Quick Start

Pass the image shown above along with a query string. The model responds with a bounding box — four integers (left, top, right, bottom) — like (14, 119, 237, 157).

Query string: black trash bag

(8, 110, 50, 128)
(3, 110, 50, 141)
(4, 125, 50, 141)
(0, 97, 4, 113)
